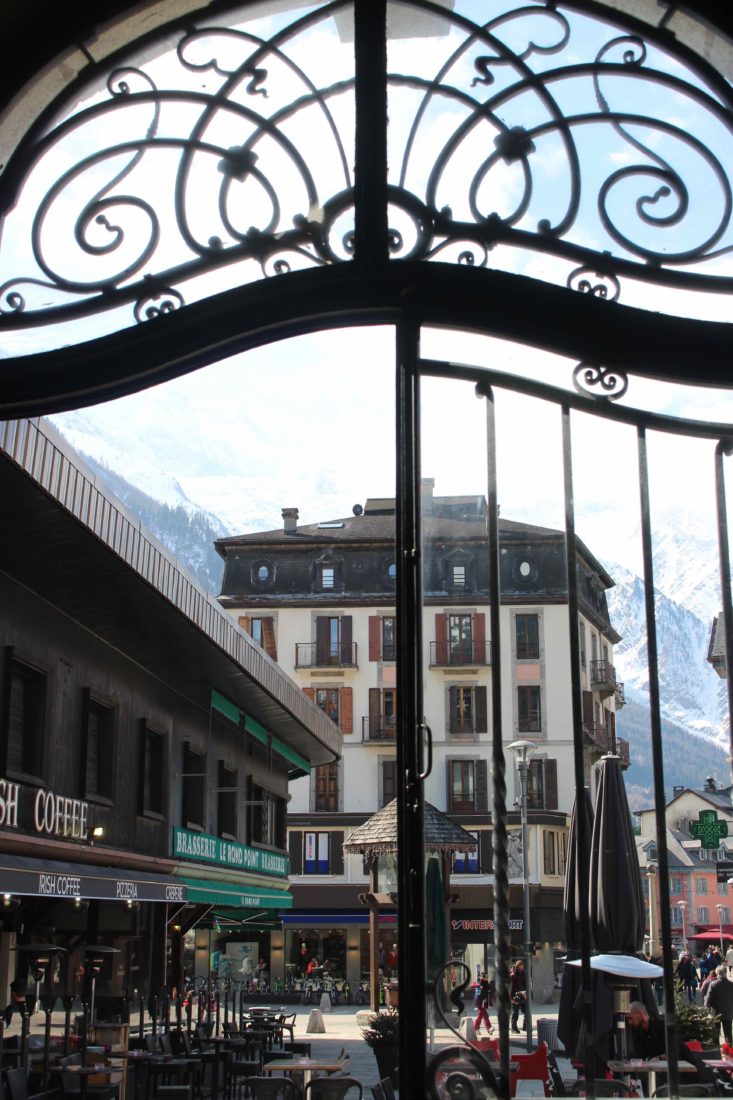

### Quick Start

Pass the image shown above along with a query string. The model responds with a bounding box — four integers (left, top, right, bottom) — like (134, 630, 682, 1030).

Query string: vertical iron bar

(482, 384, 511, 1086)
(714, 440, 733, 782)
(353, 0, 388, 271)
(561, 405, 595, 1098)
(637, 426, 679, 1098)
(395, 317, 426, 1098)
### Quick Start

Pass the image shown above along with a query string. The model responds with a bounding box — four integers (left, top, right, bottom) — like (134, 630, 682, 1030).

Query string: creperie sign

(0, 779, 89, 840)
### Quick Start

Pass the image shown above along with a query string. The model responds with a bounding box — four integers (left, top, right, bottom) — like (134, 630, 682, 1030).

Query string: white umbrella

(567, 954, 663, 979)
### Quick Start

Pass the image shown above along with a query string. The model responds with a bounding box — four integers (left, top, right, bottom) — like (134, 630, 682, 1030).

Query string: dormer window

(320, 566, 335, 589)
(452, 564, 466, 588)
(251, 559, 274, 587)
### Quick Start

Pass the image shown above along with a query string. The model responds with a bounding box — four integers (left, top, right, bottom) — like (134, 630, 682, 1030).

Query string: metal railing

(590, 658, 617, 695)
(429, 640, 491, 666)
(294, 642, 358, 669)
(361, 717, 398, 742)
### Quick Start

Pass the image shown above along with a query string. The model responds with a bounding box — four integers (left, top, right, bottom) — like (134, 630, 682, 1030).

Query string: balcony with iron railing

(616, 737, 630, 767)
(584, 722, 612, 754)
(615, 681, 626, 708)
(362, 717, 398, 743)
(295, 642, 358, 669)
(590, 658, 617, 697)
(429, 640, 491, 667)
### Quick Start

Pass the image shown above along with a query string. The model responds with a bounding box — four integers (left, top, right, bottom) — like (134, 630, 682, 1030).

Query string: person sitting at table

(626, 1001, 666, 1059)
(4, 979, 26, 1027)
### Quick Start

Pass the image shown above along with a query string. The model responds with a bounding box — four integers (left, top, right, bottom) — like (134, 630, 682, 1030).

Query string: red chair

(470, 1037, 499, 1061)
(509, 1040, 550, 1097)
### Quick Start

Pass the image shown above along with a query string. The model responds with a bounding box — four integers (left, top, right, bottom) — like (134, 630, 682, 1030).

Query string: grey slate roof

(343, 799, 477, 856)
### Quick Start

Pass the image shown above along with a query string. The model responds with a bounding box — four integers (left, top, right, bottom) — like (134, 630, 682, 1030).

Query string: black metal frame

(1, 2, 733, 1097)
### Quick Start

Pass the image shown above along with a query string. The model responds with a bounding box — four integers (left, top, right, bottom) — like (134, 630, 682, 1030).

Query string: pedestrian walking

(509, 960, 527, 1033)
(473, 972, 493, 1034)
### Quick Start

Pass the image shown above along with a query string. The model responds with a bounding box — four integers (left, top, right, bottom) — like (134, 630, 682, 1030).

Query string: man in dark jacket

(626, 1001, 666, 1059)
(705, 964, 733, 1043)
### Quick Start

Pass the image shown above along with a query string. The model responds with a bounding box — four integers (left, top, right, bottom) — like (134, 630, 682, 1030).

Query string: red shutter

(368, 688, 381, 741)
(303, 687, 315, 702)
(369, 616, 380, 661)
(473, 613, 485, 664)
(238, 615, 251, 633)
(262, 617, 277, 661)
(340, 687, 353, 734)
(435, 613, 448, 665)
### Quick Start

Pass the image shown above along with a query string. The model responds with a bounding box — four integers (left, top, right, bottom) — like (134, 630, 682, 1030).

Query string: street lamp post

(508, 739, 537, 1053)
(645, 863, 657, 956)
(717, 904, 725, 957)
(679, 899, 687, 948)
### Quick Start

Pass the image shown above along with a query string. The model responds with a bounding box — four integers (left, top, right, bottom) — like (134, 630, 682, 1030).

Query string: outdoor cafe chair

(247, 1078, 301, 1100)
(304, 1078, 362, 1100)
(56, 1054, 120, 1100)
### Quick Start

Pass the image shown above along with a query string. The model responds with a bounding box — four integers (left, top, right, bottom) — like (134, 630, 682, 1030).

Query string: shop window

(82, 690, 115, 801)
(248, 781, 286, 849)
(516, 613, 540, 659)
(518, 686, 541, 733)
(139, 722, 165, 817)
(447, 759, 488, 814)
(314, 762, 339, 812)
(182, 742, 205, 829)
(696, 876, 708, 895)
(217, 761, 237, 839)
(4, 651, 46, 780)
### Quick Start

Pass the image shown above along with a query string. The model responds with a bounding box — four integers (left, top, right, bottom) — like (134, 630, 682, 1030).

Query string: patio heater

(508, 739, 537, 1053)
(15, 944, 68, 1089)
(645, 863, 657, 955)
(82, 945, 119, 1029)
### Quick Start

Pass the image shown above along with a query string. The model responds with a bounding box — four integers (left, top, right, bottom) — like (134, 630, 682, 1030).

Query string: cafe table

(608, 1058, 696, 1095)
(264, 1056, 349, 1090)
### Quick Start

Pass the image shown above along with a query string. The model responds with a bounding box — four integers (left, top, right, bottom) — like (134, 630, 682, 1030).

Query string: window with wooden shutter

(261, 617, 277, 660)
(516, 613, 540, 659)
(435, 613, 448, 665)
(368, 616, 380, 661)
(340, 687, 353, 734)
(474, 686, 487, 734)
(339, 616, 352, 665)
(475, 758, 488, 811)
(381, 616, 396, 661)
(381, 760, 398, 807)
(479, 830, 493, 873)
(330, 831, 344, 875)
(314, 762, 339, 812)
(543, 830, 557, 875)
(518, 686, 541, 732)
(473, 613, 486, 663)
(544, 759, 558, 810)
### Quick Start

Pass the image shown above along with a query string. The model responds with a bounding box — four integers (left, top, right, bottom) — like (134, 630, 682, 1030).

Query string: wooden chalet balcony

(361, 717, 397, 743)
(429, 640, 491, 667)
(295, 642, 358, 669)
(590, 658, 617, 696)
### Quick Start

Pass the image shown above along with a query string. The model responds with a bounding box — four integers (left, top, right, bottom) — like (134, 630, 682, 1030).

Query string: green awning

(181, 876, 293, 910)
(211, 689, 241, 726)
(270, 734, 310, 779)
(244, 714, 268, 746)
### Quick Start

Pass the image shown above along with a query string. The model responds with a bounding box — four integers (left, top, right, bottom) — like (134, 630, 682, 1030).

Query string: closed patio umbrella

(557, 787, 594, 1059)
(426, 856, 449, 1011)
(588, 754, 650, 1064)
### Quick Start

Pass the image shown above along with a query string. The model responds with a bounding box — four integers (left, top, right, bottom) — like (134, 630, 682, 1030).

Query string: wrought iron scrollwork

(572, 362, 629, 400)
(426, 961, 501, 1100)
(1, 0, 733, 350)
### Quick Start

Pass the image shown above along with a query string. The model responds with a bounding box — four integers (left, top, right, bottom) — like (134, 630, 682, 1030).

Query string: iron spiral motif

(572, 362, 629, 400)
(1, 0, 733, 348)
(426, 960, 500, 1100)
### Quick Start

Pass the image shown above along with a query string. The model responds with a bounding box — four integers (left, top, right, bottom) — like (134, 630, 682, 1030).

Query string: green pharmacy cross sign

(690, 810, 729, 850)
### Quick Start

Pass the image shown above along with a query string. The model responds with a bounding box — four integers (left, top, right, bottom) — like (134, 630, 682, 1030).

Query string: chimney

(282, 507, 299, 534)
(421, 477, 435, 515)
